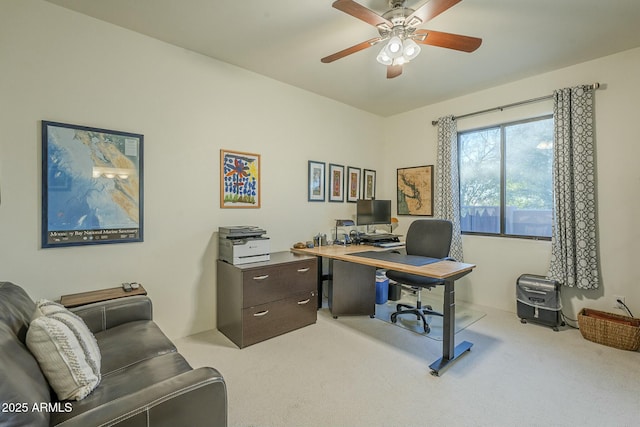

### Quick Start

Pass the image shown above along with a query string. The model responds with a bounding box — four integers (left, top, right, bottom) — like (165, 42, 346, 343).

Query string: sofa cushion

(34, 298, 71, 317)
(35, 299, 102, 379)
(94, 320, 177, 375)
(50, 352, 194, 426)
(48, 320, 184, 423)
(26, 315, 101, 401)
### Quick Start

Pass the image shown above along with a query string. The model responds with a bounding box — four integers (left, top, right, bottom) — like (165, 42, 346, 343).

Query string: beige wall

(1, 0, 638, 339)
(0, 0, 385, 338)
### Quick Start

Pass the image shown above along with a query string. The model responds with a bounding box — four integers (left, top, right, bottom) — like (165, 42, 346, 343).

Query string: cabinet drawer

(241, 291, 317, 347)
(242, 259, 316, 307)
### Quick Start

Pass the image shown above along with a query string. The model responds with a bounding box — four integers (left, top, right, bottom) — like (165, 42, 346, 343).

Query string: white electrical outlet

(613, 295, 626, 309)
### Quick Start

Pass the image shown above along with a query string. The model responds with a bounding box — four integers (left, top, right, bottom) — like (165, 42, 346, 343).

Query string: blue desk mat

(349, 251, 440, 266)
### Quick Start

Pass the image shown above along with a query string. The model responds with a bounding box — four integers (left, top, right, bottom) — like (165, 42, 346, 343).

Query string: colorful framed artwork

(220, 149, 261, 208)
(397, 165, 434, 216)
(41, 121, 143, 248)
(362, 169, 376, 200)
(329, 163, 345, 202)
(308, 160, 325, 202)
(346, 166, 361, 203)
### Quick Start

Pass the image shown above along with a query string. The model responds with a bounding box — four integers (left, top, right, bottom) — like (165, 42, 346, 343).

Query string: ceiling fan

(321, 0, 482, 78)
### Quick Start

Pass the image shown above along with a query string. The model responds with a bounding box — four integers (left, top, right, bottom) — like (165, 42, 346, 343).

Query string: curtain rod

(431, 82, 600, 126)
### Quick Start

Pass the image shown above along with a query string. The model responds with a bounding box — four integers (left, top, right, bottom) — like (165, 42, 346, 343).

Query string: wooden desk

(292, 244, 475, 280)
(291, 244, 476, 376)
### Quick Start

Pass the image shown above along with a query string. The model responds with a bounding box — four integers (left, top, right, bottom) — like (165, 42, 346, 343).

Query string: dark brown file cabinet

(217, 251, 317, 348)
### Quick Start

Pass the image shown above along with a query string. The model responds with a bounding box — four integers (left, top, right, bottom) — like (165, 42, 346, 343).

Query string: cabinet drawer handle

(253, 310, 269, 317)
(252, 274, 269, 281)
(297, 299, 311, 305)
(297, 267, 310, 273)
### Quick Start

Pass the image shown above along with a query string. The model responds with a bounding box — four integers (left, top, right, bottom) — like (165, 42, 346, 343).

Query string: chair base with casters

(390, 286, 443, 333)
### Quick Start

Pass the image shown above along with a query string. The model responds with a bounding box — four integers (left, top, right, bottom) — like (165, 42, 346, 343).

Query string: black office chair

(386, 219, 453, 334)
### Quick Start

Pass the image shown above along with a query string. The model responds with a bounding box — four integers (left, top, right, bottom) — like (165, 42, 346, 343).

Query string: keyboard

(375, 241, 405, 248)
(362, 233, 399, 242)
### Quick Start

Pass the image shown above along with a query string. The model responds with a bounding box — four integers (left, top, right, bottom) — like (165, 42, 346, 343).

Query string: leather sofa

(0, 281, 227, 426)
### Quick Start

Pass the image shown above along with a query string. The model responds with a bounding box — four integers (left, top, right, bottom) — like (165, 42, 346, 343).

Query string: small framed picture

(220, 149, 261, 208)
(362, 169, 376, 200)
(329, 163, 345, 202)
(346, 166, 361, 203)
(308, 160, 326, 202)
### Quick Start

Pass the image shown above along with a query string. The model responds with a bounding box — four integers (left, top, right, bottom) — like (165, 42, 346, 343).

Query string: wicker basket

(577, 308, 640, 351)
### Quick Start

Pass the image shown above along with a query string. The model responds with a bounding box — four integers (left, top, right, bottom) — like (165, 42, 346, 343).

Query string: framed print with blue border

(42, 121, 143, 248)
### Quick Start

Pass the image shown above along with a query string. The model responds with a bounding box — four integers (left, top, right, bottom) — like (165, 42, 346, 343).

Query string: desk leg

(428, 279, 473, 376)
(316, 256, 323, 310)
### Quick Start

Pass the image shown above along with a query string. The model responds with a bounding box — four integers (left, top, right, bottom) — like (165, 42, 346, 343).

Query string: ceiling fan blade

(332, 0, 393, 30)
(387, 64, 403, 79)
(413, 29, 482, 52)
(405, 0, 462, 27)
(321, 37, 384, 63)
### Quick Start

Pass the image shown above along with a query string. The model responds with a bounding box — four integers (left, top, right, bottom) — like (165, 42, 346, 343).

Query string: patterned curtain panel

(547, 86, 600, 289)
(435, 116, 464, 262)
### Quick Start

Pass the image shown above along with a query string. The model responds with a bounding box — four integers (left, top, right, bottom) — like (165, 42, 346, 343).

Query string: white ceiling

(45, 0, 640, 117)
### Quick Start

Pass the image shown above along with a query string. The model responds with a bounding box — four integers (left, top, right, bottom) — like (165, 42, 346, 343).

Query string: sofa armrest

(70, 296, 153, 334)
(59, 367, 227, 427)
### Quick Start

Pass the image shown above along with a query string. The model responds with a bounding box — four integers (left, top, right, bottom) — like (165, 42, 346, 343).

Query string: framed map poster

(221, 149, 261, 208)
(397, 165, 433, 216)
(42, 121, 143, 248)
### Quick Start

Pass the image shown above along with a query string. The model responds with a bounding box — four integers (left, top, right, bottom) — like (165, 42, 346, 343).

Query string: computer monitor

(356, 199, 391, 226)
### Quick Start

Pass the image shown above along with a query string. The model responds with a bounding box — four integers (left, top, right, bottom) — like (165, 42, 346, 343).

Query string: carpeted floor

(374, 291, 486, 340)
(175, 297, 640, 427)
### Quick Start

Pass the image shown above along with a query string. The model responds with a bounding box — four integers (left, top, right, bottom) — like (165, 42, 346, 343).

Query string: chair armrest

(60, 367, 227, 427)
(443, 256, 456, 262)
(70, 296, 153, 334)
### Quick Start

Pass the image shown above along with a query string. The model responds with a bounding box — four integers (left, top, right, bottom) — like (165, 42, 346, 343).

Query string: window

(458, 115, 554, 239)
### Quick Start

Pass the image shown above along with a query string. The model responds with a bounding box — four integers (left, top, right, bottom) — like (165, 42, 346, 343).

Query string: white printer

(218, 226, 270, 265)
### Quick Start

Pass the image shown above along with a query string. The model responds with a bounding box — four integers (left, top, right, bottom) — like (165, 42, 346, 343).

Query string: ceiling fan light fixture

(402, 38, 421, 60)
(384, 36, 403, 58)
(324, 0, 482, 77)
(376, 47, 393, 65)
